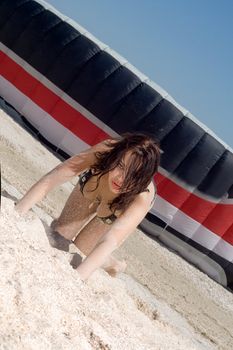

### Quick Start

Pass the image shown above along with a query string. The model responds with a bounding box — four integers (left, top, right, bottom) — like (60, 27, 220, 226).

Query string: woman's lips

(112, 181, 121, 190)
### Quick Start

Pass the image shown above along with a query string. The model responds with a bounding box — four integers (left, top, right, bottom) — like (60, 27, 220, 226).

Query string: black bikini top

(78, 169, 117, 225)
(78, 169, 156, 225)
(79, 169, 93, 195)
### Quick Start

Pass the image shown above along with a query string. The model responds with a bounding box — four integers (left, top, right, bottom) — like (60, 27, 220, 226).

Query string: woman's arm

(76, 188, 154, 280)
(15, 141, 110, 215)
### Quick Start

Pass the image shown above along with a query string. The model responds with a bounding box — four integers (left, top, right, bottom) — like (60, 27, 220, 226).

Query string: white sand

(1, 104, 233, 349)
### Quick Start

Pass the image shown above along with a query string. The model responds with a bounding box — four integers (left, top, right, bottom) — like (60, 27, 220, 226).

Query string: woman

(15, 133, 160, 281)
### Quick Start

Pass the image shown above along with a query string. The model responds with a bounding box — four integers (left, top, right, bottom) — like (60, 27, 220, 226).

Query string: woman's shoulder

(137, 181, 156, 207)
(114, 182, 156, 223)
(120, 181, 156, 212)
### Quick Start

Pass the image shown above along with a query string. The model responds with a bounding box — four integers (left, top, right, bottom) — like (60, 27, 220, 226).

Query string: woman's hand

(76, 233, 118, 280)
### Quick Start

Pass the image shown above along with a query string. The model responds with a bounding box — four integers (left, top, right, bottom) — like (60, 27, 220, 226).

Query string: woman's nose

(115, 172, 123, 183)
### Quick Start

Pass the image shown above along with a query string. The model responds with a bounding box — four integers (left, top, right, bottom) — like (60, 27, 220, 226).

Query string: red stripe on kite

(154, 173, 233, 244)
(0, 51, 109, 145)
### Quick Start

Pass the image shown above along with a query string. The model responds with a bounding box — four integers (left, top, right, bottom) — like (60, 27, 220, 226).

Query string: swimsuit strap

(78, 169, 93, 194)
(78, 170, 117, 225)
(150, 183, 157, 206)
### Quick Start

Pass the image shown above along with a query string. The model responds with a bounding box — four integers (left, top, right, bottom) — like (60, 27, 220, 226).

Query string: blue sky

(47, 0, 233, 147)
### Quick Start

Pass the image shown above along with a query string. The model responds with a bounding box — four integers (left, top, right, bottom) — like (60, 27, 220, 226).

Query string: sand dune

(1, 104, 233, 349)
(1, 196, 210, 350)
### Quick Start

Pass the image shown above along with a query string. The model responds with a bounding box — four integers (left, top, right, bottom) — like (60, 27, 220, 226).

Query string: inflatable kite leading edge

(0, 0, 232, 289)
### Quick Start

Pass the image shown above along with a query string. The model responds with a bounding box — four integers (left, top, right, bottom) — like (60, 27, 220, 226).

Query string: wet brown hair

(91, 133, 161, 213)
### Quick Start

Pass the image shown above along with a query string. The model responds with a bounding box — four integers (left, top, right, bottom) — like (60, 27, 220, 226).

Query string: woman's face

(108, 152, 131, 194)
